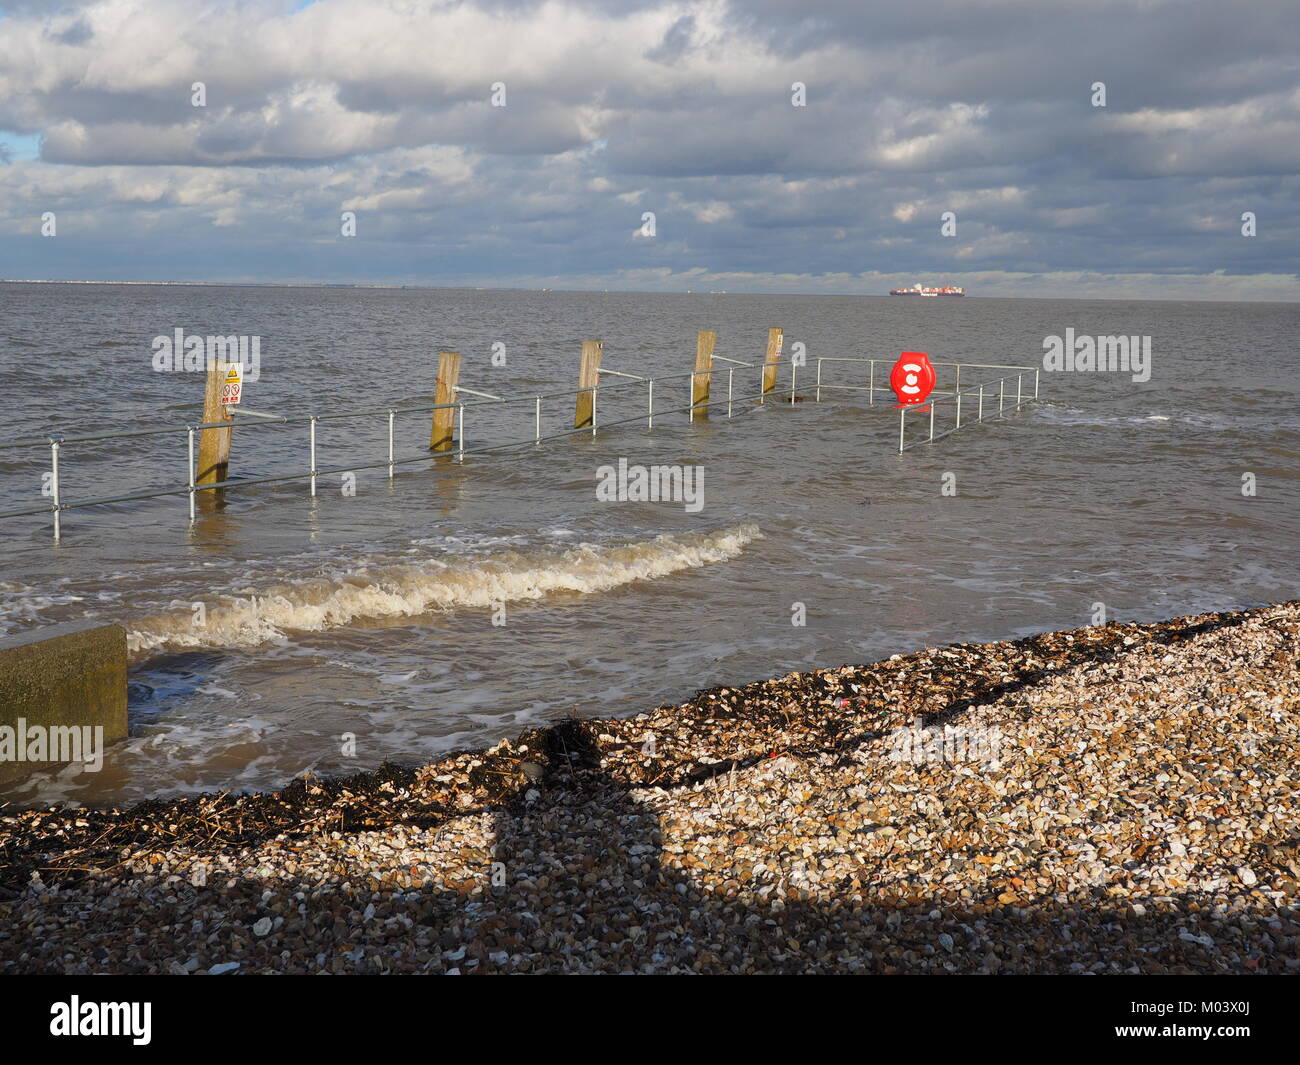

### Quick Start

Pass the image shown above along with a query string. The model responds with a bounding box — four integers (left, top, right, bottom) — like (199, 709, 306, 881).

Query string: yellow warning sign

(220, 363, 243, 406)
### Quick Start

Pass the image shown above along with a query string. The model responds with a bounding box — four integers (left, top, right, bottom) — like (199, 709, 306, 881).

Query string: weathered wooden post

(430, 351, 462, 452)
(196, 358, 234, 503)
(574, 339, 603, 430)
(761, 327, 783, 401)
(691, 330, 716, 420)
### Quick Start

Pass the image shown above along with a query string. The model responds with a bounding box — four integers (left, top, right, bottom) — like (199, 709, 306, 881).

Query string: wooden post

(574, 339, 603, 429)
(761, 327, 783, 401)
(430, 351, 462, 451)
(691, 330, 716, 420)
(196, 358, 234, 502)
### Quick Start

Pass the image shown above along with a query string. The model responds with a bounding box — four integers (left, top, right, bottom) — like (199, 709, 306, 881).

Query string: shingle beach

(2, 602, 1296, 974)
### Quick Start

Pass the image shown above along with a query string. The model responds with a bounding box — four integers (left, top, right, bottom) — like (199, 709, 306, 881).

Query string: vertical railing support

(978, 384, 984, 422)
(49, 437, 61, 541)
(869, 360, 875, 404)
(727, 369, 734, 417)
(1016, 374, 1022, 409)
(196, 357, 234, 503)
(898, 408, 906, 453)
(929, 402, 935, 442)
(647, 380, 654, 429)
(457, 404, 465, 461)
(431, 351, 462, 452)
(999, 378, 1005, 417)
(790, 361, 797, 404)
(815, 359, 823, 403)
(1034, 369, 1040, 399)
(186, 427, 196, 522)
(387, 409, 395, 480)
(691, 330, 715, 420)
(761, 327, 782, 402)
(535, 396, 542, 444)
(574, 339, 602, 430)
(309, 416, 317, 497)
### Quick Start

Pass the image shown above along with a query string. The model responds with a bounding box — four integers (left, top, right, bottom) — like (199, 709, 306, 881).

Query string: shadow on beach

(432, 723, 1283, 974)
(2, 604, 1293, 974)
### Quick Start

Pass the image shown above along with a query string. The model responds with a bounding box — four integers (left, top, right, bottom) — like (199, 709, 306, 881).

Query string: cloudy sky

(1, 0, 1297, 298)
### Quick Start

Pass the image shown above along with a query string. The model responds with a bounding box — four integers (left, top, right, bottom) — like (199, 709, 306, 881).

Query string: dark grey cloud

(0, 0, 1296, 297)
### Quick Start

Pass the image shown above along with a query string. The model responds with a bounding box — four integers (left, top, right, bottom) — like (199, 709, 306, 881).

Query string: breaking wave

(126, 524, 762, 654)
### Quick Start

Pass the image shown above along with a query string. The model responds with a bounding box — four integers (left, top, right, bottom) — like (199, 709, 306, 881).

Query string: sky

(0, 0, 1297, 298)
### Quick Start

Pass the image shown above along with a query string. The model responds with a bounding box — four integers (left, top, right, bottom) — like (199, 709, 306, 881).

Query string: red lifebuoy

(889, 351, 936, 406)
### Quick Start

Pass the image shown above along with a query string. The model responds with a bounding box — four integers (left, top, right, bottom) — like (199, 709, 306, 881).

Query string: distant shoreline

(2, 279, 1296, 304)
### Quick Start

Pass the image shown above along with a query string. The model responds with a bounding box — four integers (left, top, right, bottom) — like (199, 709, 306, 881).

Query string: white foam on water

(1034, 403, 1294, 433)
(126, 524, 762, 654)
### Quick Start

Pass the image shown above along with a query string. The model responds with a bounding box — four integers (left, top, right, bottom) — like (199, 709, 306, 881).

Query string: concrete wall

(0, 620, 128, 783)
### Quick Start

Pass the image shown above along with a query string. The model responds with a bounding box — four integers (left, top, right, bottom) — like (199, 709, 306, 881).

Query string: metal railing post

(955, 364, 961, 394)
(898, 408, 906, 453)
(387, 409, 395, 480)
(0, 357, 1047, 533)
(186, 427, 196, 521)
(869, 361, 874, 404)
(49, 437, 61, 541)
(790, 361, 797, 404)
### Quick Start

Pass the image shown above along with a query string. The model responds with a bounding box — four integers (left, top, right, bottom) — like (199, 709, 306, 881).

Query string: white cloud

(0, 0, 1294, 295)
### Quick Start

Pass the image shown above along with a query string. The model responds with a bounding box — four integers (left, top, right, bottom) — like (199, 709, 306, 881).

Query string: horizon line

(1, 278, 1296, 305)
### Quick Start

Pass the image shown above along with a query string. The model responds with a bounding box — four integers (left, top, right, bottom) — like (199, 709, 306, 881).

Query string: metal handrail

(0, 360, 799, 538)
(1, 355, 1041, 537)
(896, 367, 1040, 452)
(454, 386, 504, 401)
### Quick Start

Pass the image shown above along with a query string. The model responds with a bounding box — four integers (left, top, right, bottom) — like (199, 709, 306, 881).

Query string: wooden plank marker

(574, 339, 603, 429)
(196, 357, 234, 504)
(430, 351, 462, 452)
(761, 327, 783, 402)
(691, 330, 716, 420)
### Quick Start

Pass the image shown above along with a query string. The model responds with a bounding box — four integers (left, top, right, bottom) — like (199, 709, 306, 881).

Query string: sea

(1, 283, 1296, 806)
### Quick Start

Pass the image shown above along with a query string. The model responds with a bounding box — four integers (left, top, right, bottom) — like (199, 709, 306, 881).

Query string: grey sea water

(1, 282, 1297, 806)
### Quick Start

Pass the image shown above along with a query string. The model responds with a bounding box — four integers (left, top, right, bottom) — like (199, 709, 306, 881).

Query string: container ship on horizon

(888, 283, 966, 297)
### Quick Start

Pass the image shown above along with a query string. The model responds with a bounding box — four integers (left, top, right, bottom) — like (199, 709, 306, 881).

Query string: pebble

(0, 601, 1295, 974)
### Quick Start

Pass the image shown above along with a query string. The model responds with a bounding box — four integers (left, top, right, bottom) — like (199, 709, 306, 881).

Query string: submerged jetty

(1, 602, 1296, 974)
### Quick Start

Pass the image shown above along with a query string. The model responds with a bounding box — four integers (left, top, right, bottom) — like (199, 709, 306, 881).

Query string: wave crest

(126, 524, 762, 654)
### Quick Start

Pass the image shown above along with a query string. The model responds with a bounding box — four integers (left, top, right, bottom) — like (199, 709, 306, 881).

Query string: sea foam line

(127, 524, 762, 653)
